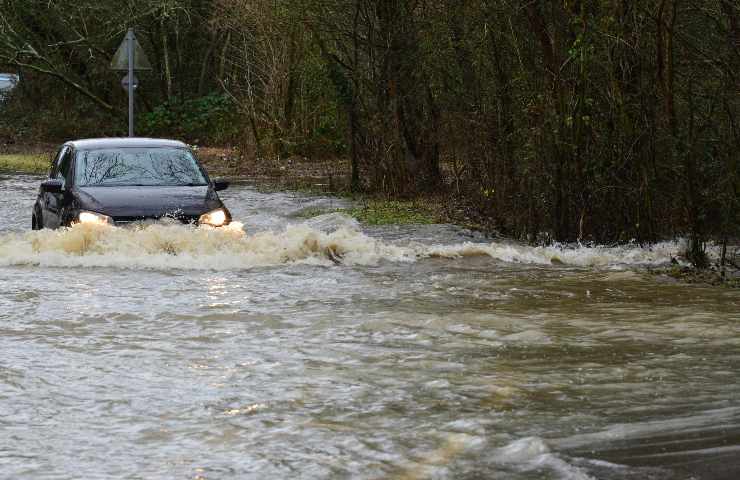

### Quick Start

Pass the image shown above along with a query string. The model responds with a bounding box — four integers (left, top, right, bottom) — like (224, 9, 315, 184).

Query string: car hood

(74, 186, 223, 218)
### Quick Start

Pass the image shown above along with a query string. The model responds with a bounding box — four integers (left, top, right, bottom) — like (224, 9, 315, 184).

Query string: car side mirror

(41, 179, 63, 193)
(213, 179, 229, 191)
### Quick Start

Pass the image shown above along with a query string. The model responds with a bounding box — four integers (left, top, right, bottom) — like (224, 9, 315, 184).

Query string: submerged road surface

(1, 173, 739, 479)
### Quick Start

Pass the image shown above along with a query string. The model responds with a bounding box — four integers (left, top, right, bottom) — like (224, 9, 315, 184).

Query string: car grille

(112, 215, 199, 226)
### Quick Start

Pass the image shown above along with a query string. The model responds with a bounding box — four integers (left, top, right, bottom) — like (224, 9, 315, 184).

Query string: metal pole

(127, 28, 134, 137)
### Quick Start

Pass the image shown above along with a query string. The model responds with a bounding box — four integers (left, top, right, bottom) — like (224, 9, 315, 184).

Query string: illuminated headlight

(77, 210, 113, 225)
(199, 208, 227, 227)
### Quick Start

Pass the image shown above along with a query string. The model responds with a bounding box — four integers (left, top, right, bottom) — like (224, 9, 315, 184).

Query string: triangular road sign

(110, 32, 152, 71)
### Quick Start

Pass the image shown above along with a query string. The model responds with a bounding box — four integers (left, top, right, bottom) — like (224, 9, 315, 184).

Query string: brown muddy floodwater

(1, 173, 739, 479)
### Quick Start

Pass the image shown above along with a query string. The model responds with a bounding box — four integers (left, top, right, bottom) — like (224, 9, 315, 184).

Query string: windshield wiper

(83, 182, 207, 187)
(81, 183, 149, 187)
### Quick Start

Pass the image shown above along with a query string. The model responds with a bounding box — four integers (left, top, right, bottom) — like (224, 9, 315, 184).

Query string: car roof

(65, 138, 189, 150)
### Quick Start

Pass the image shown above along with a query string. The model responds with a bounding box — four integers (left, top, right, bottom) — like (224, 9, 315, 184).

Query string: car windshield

(74, 147, 208, 187)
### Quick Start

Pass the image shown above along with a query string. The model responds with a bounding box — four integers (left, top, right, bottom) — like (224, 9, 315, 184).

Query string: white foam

(426, 240, 693, 267)
(0, 218, 692, 271)
(494, 437, 595, 480)
(495, 436, 551, 463)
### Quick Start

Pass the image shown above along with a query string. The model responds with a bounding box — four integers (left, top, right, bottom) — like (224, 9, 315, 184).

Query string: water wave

(494, 437, 594, 480)
(0, 215, 692, 270)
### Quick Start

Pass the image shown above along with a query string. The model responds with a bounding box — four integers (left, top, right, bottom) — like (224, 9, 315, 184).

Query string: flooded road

(1, 173, 739, 479)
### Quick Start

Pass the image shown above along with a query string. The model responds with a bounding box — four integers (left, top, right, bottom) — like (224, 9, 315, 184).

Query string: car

(32, 138, 232, 229)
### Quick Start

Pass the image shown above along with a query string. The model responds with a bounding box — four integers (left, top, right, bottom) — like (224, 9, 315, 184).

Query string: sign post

(111, 28, 152, 137)
(126, 29, 134, 137)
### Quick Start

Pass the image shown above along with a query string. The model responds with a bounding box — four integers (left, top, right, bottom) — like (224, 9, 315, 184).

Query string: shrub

(140, 93, 239, 144)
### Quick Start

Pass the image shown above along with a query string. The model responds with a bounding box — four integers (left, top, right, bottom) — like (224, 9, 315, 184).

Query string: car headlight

(199, 208, 227, 227)
(77, 210, 114, 225)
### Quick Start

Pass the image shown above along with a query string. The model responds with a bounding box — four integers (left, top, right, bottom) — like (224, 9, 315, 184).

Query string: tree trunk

(376, 0, 440, 194)
(282, 25, 299, 138)
(527, 2, 569, 240)
(161, 17, 173, 102)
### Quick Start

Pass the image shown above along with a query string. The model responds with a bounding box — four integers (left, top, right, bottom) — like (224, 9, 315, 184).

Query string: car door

(42, 146, 72, 228)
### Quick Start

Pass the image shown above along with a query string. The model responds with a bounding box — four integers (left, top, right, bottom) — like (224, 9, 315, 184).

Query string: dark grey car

(32, 138, 231, 229)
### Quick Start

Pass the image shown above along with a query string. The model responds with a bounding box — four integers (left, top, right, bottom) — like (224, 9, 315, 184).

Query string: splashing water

(0, 215, 692, 270)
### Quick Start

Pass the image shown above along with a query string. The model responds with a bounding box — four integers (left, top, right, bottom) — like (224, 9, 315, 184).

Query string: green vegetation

(345, 201, 437, 226)
(295, 199, 437, 226)
(0, 154, 48, 174)
(140, 94, 240, 145)
(1, 0, 738, 266)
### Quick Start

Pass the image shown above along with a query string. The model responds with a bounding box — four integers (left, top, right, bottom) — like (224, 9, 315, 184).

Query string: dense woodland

(1, 1, 738, 263)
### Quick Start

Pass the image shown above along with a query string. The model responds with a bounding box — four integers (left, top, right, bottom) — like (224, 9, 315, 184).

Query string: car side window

(49, 147, 66, 178)
(50, 147, 73, 187)
(58, 149, 72, 184)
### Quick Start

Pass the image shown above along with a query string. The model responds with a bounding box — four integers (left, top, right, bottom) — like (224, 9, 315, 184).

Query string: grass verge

(294, 199, 438, 225)
(0, 154, 49, 174)
(649, 264, 740, 288)
(345, 199, 437, 225)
